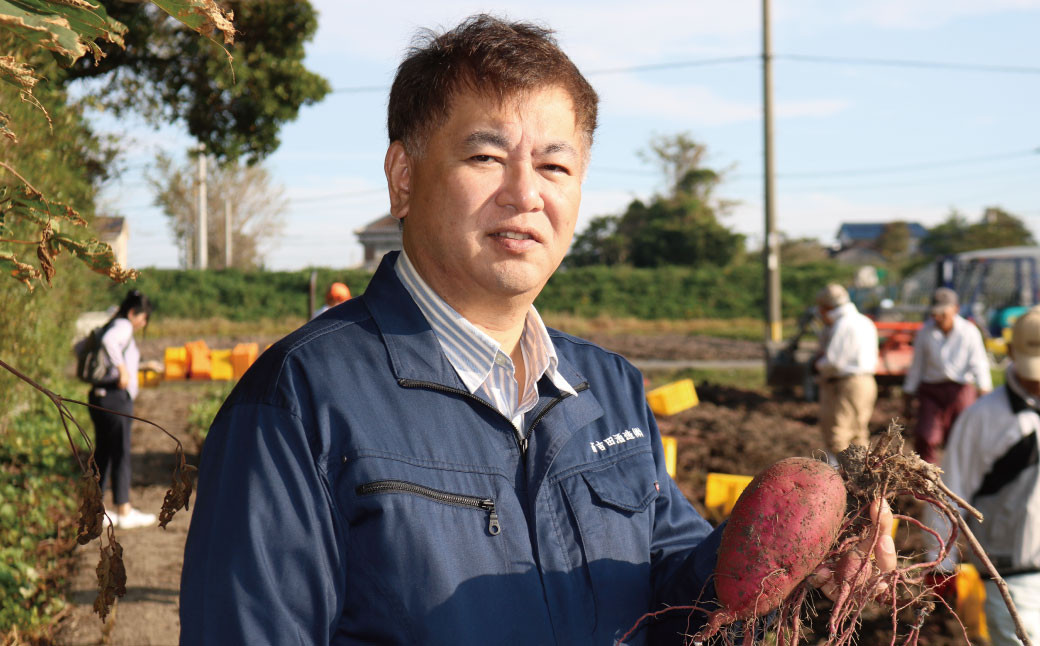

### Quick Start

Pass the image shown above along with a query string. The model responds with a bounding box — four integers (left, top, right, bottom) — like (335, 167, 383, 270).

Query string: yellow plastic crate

(705, 472, 754, 521)
(646, 379, 699, 416)
(661, 435, 677, 478)
(956, 563, 989, 643)
(138, 368, 161, 388)
(164, 347, 187, 381)
(210, 349, 234, 381)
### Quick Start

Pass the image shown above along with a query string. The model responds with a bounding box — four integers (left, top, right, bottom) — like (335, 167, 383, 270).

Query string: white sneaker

(114, 507, 156, 529)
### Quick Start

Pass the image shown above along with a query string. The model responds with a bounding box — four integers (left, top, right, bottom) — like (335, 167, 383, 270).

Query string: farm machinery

(767, 245, 1040, 400)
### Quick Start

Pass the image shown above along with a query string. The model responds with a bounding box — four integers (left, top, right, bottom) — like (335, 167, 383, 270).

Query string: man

(923, 306, 1040, 645)
(813, 283, 878, 457)
(180, 16, 893, 645)
(312, 281, 351, 319)
(903, 286, 992, 463)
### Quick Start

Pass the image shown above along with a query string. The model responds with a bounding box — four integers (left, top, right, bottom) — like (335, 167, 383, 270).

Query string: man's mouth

(493, 231, 534, 241)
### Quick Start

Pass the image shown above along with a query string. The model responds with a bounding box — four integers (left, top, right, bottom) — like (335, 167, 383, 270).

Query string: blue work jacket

(180, 252, 722, 645)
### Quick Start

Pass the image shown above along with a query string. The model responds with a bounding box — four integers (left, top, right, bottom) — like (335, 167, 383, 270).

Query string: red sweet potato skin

(714, 457, 846, 618)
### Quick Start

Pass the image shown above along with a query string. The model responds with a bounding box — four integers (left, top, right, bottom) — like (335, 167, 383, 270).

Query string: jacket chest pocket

(554, 449, 659, 632)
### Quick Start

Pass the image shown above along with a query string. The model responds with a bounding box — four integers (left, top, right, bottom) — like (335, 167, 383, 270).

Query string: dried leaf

(0, 250, 39, 291)
(36, 220, 55, 283)
(0, 56, 49, 135)
(93, 529, 126, 622)
(0, 0, 126, 65)
(0, 108, 16, 143)
(76, 471, 104, 545)
(0, 181, 137, 287)
(151, 0, 235, 45)
(159, 454, 197, 529)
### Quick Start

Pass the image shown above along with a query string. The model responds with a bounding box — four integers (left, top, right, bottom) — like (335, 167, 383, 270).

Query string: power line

(326, 55, 757, 93)
(289, 188, 385, 204)
(584, 55, 758, 76)
(327, 52, 1040, 94)
(777, 54, 1040, 76)
(771, 165, 1040, 194)
(776, 148, 1039, 179)
(329, 84, 388, 95)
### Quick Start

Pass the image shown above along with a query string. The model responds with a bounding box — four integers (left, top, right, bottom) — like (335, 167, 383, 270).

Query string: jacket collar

(362, 251, 469, 389)
(362, 251, 592, 396)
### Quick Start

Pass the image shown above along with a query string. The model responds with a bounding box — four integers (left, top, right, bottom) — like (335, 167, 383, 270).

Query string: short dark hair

(387, 14, 598, 156)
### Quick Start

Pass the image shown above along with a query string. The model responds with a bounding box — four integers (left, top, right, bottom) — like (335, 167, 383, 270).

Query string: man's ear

(385, 141, 411, 221)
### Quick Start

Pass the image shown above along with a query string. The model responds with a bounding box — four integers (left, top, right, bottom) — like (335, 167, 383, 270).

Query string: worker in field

(312, 281, 351, 318)
(903, 286, 992, 464)
(813, 283, 878, 459)
(922, 306, 1040, 645)
(179, 15, 896, 645)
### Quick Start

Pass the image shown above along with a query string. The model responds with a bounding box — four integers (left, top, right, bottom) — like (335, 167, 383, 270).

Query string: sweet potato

(714, 457, 846, 619)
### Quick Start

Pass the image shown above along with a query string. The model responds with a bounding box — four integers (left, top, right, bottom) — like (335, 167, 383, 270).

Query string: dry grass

(145, 316, 306, 340)
(542, 313, 787, 341)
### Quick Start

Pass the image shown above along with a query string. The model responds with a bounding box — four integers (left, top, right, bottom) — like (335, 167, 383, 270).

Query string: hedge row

(86, 261, 854, 321)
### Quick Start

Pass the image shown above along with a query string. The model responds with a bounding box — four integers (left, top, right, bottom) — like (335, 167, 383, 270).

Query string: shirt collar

(394, 250, 577, 398)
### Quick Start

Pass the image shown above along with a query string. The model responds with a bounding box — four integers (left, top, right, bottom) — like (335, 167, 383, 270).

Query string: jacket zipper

(357, 479, 500, 535)
(397, 379, 589, 459)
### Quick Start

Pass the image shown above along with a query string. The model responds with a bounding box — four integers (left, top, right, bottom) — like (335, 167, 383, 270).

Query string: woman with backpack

(88, 289, 156, 529)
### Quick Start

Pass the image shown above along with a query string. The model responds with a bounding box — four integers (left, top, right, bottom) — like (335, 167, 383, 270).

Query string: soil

(51, 331, 974, 645)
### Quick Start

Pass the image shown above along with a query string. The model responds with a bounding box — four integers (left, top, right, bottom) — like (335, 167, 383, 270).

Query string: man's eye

(542, 163, 571, 175)
(469, 155, 495, 163)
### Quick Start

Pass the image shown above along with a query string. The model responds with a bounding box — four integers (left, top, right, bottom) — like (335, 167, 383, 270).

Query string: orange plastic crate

(185, 340, 212, 380)
(231, 342, 259, 379)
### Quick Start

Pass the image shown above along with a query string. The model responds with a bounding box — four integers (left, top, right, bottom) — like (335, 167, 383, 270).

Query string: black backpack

(74, 321, 119, 386)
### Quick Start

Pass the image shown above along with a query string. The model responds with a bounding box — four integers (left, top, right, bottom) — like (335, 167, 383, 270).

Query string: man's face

(385, 85, 585, 311)
(932, 306, 956, 333)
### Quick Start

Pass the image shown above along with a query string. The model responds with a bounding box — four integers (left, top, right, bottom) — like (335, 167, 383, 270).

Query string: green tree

(922, 207, 1035, 257)
(876, 221, 912, 262)
(779, 236, 830, 265)
(567, 214, 626, 266)
(65, 0, 330, 162)
(567, 133, 744, 268)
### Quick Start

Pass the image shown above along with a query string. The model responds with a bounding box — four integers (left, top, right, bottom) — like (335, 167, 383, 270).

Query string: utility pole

(762, 0, 781, 343)
(196, 146, 208, 270)
(225, 196, 233, 269)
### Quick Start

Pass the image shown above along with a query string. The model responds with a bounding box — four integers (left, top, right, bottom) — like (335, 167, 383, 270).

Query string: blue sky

(92, 0, 1040, 270)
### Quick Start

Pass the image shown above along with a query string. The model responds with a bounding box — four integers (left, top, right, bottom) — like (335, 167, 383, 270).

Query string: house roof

(837, 222, 928, 240)
(94, 215, 126, 235)
(354, 214, 397, 234)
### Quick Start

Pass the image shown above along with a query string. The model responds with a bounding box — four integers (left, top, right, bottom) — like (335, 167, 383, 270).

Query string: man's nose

(496, 163, 544, 212)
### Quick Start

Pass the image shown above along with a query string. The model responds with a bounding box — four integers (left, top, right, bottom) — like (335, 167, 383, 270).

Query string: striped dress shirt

(395, 251, 578, 430)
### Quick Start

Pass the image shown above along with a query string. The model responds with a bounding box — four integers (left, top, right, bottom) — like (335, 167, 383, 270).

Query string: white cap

(1012, 306, 1040, 381)
(816, 283, 850, 309)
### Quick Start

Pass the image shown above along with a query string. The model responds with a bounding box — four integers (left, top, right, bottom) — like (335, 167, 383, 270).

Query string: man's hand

(811, 499, 897, 601)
